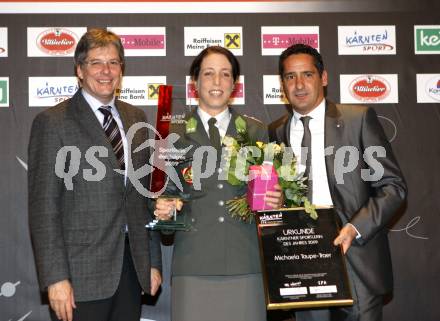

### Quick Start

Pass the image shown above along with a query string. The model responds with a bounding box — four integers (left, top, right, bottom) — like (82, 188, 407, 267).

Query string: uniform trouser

(171, 274, 267, 321)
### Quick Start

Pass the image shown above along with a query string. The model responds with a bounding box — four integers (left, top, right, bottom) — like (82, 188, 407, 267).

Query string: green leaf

(227, 157, 244, 186)
(226, 195, 254, 223)
(284, 188, 296, 200)
(186, 117, 197, 134)
(303, 198, 318, 220)
(235, 116, 247, 133)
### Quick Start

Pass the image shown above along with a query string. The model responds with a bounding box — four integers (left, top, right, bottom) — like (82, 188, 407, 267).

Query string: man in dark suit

(269, 44, 407, 321)
(28, 28, 161, 321)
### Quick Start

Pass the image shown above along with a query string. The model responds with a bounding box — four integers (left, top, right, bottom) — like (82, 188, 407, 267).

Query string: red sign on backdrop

(349, 75, 391, 102)
(37, 28, 77, 55)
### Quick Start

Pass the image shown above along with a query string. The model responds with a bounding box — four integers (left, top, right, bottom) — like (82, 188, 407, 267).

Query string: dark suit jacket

(28, 90, 161, 302)
(269, 100, 406, 295)
(170, 108, 268, 276)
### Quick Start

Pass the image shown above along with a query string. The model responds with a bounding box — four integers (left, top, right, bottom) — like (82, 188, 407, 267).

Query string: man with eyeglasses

(28, 28, 162, 321)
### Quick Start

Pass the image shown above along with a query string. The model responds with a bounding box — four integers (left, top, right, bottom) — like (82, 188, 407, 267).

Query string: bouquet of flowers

(222, 116, 317, 223)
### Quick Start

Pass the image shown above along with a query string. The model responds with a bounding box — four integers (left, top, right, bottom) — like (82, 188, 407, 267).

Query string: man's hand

(333, 224, 358, 254)
(48, 279, 76, 321)
(264, 184, 284, 209)
(150, 267, 162, 296)
(154, 198, 183, 220)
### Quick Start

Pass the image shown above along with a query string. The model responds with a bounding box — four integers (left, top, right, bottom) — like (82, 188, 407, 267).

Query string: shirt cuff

(347, 223, 362, 239)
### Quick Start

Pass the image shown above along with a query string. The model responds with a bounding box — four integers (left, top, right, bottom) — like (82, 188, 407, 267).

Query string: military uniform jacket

(170, 108, 268, 276)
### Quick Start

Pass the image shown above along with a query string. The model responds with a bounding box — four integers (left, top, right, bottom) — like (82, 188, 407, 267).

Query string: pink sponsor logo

(120, 35, 165, 49)
(187, 82, 244, 99)
(187, 83, 197, 98)
(231, 82, 244, 98)
(262, 34, 318, 49)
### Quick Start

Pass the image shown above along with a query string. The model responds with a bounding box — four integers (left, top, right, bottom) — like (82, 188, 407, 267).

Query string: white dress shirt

(197, 107, 231, 140)
(82, 89, 128, 181)
(289, 99, 333, 207)
(290, 100, 361, 236)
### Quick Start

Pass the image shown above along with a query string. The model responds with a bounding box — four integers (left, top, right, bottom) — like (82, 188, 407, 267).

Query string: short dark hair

(74, 28, 125, 76)
(189, 46, 240, 82)
(279, 44, 324, 78)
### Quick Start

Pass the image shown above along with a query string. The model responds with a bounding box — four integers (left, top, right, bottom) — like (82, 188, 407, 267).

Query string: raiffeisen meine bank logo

(224, 33, 241, 49)
(108, 27, 166, 57)
(261, 26, 319, 56)
(414, 25, 440, 54)
(338, 25, 396, 55)
(184, 26, 243, 56)
(116, 76, 166, 106)
(147, 83, 161, 100)
(263, 75, 289, 105)
(416, 74, 440, 103)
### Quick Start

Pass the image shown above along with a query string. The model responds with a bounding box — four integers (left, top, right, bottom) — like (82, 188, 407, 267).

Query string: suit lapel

(70, 92, 124, 190)
(70, 91, 112, 152)
(324, 100, 344, 200)
(115, 100, 133, 134)
(283, 113, 293, 146)
(114, 100, 139, 192)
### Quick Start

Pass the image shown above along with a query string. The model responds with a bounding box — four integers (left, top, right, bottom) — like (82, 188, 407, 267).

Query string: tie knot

(208, 117, 217, 126)
(99, 106, 112, 117)
(300, 116, 311, 127)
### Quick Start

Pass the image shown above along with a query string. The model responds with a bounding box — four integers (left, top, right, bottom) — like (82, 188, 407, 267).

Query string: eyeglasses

(83, 59, 123, 71)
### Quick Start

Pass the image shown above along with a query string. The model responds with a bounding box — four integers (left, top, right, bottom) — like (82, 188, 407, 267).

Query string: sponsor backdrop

(1, 1, 439, 321)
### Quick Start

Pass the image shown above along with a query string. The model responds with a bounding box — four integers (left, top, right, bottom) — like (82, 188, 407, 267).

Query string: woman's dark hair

(189, 46, 240, 82)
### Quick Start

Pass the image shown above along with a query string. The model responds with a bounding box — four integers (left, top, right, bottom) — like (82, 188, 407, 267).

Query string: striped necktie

(99, 106, 125, 170)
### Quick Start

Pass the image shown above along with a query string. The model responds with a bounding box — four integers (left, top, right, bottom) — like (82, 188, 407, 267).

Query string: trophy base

(146, 220, 192, 231)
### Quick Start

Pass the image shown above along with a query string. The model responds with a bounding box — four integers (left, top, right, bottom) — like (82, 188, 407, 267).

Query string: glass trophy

(146, 84, 200, 231)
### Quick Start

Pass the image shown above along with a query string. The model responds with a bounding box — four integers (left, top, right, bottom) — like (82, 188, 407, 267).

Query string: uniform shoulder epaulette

(242, 114, 264, 124)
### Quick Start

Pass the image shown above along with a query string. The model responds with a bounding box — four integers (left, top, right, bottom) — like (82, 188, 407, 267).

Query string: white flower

(222, 135, 237, 148)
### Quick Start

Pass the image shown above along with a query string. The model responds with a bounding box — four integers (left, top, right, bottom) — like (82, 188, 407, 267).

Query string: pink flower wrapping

(247, 164, 278, 211)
